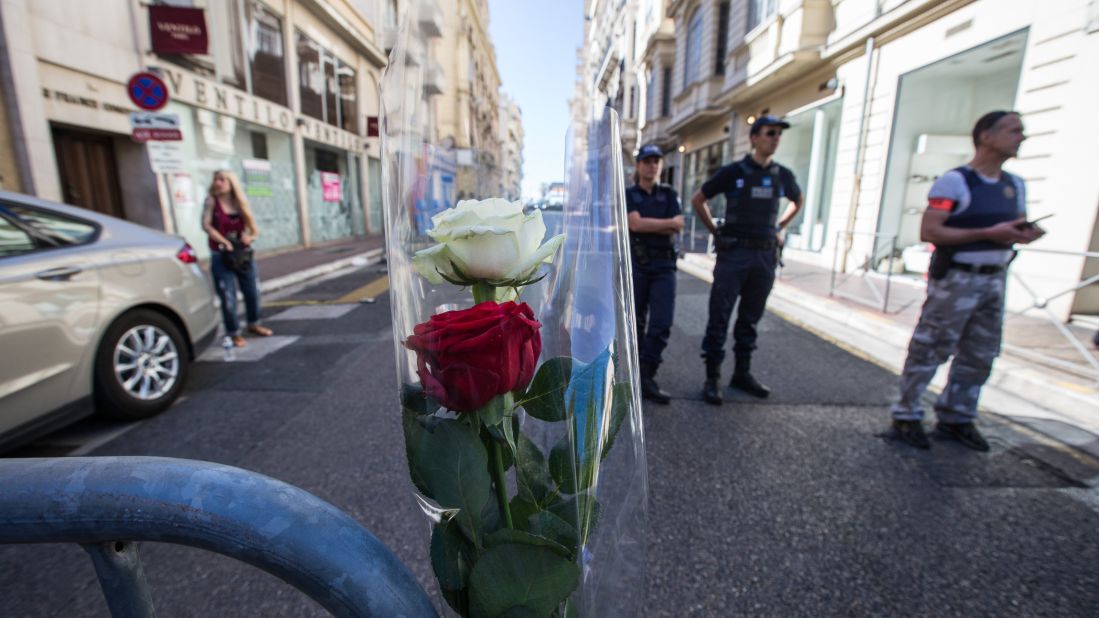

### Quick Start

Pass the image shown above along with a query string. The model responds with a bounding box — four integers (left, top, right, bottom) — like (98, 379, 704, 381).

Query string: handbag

(220, 238, 254, 273)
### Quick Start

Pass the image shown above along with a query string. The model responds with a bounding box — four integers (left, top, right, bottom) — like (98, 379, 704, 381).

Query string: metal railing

(829, 231, 918, 314)
(0, 457, 437, 618)
(1004, 247, 1099, 385)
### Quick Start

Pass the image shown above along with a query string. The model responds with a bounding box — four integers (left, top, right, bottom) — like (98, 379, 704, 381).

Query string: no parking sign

(127, 72, 170, 111)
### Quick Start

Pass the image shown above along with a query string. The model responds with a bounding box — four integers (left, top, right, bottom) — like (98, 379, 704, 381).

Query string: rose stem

(490, 439, 514, 529)
(471, 282, 495, 304)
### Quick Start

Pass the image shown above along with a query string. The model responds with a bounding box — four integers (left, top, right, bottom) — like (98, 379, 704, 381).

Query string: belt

(644, 248, 677, 260)
(715, 236, 776, 250)
(949, 261, 1006, 274)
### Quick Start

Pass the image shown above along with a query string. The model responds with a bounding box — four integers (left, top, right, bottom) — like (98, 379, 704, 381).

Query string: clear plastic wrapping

(381, 19, 647, 618)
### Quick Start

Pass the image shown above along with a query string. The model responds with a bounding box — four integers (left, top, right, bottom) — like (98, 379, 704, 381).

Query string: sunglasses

(762, 129, 783, 137)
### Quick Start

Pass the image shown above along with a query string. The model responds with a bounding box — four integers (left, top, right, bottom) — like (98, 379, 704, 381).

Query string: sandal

(248, 325, 273, 337)
(231, 335, 247, 347)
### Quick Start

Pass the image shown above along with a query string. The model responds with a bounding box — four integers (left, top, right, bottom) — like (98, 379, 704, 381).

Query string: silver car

(0, 191, 218, 451)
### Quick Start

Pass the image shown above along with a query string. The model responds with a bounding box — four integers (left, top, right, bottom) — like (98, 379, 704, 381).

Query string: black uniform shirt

(626, 183, 681, 250)
(701, 156, 801, 238)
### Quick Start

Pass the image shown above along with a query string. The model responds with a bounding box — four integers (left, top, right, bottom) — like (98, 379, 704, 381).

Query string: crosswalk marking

(263, 275, 389, 307)
(197, 335, 299, 363)
(334, 276, 390, 304)
(269, 304, 357, 321)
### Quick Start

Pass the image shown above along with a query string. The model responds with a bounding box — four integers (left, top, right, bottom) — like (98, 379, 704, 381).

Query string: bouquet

(396, 198, 636, 617)
(382, 17, 646, 615)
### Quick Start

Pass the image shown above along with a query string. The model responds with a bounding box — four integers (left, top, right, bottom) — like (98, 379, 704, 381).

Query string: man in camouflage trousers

(891, 111, 1045, 451)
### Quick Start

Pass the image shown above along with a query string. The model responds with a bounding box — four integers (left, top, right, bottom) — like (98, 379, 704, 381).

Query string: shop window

(683, 8, 703, 89)
(153, 0, 287, 106)
(251, 131, 268, 159)
(297, 30, 357, 133)
(747, 0, 777, 31)
(715, 2, 730, 75)
(645, 71, 655, 122)
(314, 148, 340, 174)
(781, 98, 843, 253)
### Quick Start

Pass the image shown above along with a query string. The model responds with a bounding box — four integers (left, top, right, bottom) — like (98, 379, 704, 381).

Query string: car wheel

(94, 309, 189, 420)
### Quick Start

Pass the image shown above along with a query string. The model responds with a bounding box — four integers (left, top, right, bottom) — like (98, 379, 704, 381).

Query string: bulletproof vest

(720, 159, 783, 239)
(627, 184, 677, 251)
(946, 167, 1020, 253)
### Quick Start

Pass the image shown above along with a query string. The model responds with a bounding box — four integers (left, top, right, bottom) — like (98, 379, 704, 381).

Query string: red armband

(928, 198, 955, 212)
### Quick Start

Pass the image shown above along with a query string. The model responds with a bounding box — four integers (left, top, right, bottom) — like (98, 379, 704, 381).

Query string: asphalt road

(3, 268, 1099, 617)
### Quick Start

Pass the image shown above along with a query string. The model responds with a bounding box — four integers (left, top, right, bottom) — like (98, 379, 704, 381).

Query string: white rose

(413, 198, 565, 286)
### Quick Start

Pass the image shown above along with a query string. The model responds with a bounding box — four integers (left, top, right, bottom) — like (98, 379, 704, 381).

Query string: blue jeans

(211, 255, 262, 336)
(701, 247, 776, 364)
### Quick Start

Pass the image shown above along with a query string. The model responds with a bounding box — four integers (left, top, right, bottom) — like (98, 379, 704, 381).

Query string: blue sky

(487, 0, 583, 201)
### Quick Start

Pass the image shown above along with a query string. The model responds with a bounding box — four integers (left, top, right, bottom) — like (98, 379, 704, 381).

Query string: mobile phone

(1018, 213, 1053, 229)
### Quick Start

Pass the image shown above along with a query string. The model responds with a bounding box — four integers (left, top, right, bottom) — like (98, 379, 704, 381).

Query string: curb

(677, 253, 1099, 458)
(259, 248, 386, 294)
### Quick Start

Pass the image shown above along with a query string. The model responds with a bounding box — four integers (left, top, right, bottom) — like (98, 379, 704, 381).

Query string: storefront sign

(171, 174, 196, 209)
(130, 112, 182, 142)
(149, 5, 208, 55)
(157, 65, 367, 153)
(243, 159, 274, 198)
(146, 142, 186, 173)
(321, 172, 342, 202)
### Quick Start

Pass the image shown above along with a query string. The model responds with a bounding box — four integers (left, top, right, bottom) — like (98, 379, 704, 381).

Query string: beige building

(499, 94, 523, 201)
(0, 0, 454, 258)
(628, 0, 1099, 319)
(430, 0, 503, 201)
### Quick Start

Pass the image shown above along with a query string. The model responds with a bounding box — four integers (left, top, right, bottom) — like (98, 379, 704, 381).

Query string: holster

(928, 247, 955, 280)
(630, 238, 650, 266)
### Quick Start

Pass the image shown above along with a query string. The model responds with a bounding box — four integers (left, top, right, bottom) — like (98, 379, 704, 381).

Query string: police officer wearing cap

(691, 115, 803, 405)
(628, 144, 684, 404)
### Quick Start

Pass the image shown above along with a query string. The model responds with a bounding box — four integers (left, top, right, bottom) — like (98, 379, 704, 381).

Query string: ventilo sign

(149, 5, 208, 55)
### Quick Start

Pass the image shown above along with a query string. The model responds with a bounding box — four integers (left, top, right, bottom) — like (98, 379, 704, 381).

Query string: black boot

(702, 360, 723, 405)
(640, 362, 671, 404)
(730, 356, 770, 399)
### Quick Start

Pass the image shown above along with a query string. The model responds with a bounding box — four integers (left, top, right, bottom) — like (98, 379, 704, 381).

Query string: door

(52, 127, 126, 219)
(0, 203, 100, 435)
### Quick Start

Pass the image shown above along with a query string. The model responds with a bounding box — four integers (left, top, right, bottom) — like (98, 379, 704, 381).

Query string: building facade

(0, 0, 444, 259)
(499, 94, 523, 201)
(431, 0, 503, 202)
(621, 0, 1099, 319)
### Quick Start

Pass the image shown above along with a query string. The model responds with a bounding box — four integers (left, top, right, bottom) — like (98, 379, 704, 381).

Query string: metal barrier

(0, 457, 438, 618)
(829, 231, 916, 314)
(1004, 247, 1099, 385)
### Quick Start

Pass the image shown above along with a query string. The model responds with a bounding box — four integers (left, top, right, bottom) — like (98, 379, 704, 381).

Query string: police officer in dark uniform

(691, 116, 803, 405)
(628, 144, 684, 404)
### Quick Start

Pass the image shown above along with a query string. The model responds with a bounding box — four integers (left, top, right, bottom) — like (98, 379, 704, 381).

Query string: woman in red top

(202, 170, 273, 347)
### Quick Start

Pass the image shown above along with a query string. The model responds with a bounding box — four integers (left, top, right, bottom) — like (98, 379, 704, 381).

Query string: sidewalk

(678, 252, 1099, 460)
(253, 235, 386, 293)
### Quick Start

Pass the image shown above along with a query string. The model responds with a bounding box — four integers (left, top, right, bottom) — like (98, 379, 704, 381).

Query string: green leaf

(526, 510, 578, 559)
(485, 528, 571, 559)
(548, 436, 578, 495)
(431, 520, 474, 615)
(515, 433, 552, 504)
(549, 495, 602, 548)
(520, 357, 573, 422)
(401, 407, 434, 499)
(413, 419, 493, 547)
(479, 394, 507, 428)
(468, 544, 581, 618)
(600, 381, 631, 460)
(400, 382, 439, 415)
(509, 496, 540, 531)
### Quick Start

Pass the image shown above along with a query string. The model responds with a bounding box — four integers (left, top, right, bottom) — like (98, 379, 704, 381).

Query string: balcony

(667, 77, 726, 136)
(719, 0, 833, 104)
(424, 60, 445, 97)
(418, 3, 443, 38)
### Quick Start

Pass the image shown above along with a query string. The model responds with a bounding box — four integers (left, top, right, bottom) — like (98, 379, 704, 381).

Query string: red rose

(405, 301, 542, 413)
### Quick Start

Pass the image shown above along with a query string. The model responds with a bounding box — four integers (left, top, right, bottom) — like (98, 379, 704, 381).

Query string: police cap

(750, 114, 791, 135)
(636, 144, 663, 161)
